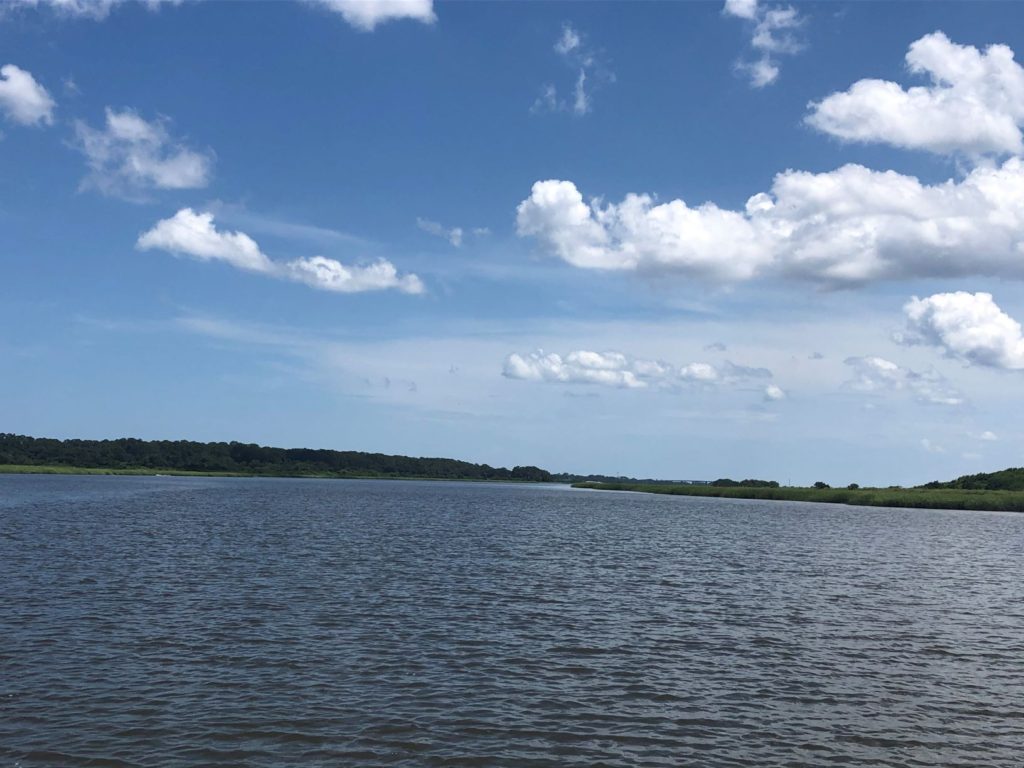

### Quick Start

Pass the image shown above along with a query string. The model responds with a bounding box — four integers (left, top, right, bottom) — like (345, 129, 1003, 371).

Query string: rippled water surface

(2, 475, 1022, 766)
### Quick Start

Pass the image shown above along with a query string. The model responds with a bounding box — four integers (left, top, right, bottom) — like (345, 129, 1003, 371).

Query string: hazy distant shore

(573, 481, 1024, 513)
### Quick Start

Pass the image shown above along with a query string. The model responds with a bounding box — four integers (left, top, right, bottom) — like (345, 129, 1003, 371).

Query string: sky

(4, 0, 1024, 485)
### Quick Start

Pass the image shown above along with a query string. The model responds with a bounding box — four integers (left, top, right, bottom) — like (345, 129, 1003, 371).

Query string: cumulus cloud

(679, 362, 720, 382)
(138, 208, 424, 295)
(73, 108, 212, 199)
(517, 158, 1024, 285)
(137, 208, 274, 274)
(843, 356, 963, 406)
(764, 384, 786, 401)
(979, 430, 999, 441)
(308, 0, 435, 31)
(503, 349, 778, 395)
(532, 23, 612, 116)
(504, 350, 647, 389)
(808, 32, 1024, 157)
(724, 0, 804, 87)
(900, 291, 1024, 370)
(517, 179, 766, 279)
(285, 256, 423, 294)
(0, 64, 55, 127)
(416, 217, 464, 247)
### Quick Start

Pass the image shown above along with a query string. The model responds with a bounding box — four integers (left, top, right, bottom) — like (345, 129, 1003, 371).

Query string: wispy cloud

(532, 23, 613, 116)
(73, 108, 212, 199)
(2, 0, 180, 21)
(843, 356, 964, 406)
(417, 217, 464, 247)
(723, 0, 805, 88)
(207, 203, 377, 250)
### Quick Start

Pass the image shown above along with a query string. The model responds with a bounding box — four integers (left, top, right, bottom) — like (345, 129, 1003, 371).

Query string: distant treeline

(919, 467, 1024, 491)
(550, 475, 778, 487)
(0, 434, 553, 482)
(708, 478, 779, 488)
(551, 473, 680, 485)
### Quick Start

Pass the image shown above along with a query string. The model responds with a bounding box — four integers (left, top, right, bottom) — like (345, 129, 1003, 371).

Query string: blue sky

(4, 0, 1024, 485)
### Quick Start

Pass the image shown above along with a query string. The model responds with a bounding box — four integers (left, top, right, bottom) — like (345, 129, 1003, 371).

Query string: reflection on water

(2, 475, 1022, 766)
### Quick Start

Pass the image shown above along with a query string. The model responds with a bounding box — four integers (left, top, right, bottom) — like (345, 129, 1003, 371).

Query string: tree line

(0, 434, 553, 482)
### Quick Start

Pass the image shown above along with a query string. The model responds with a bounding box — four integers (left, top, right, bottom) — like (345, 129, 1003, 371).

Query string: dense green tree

(510, 465, 553, 482)
(0, 433, 553, 482)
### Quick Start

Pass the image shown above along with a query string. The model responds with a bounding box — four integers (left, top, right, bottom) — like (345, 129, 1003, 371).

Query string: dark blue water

(2, 475, 1022, 766)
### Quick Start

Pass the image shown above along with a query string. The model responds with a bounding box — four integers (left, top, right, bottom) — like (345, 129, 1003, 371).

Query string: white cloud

(723, 0, 758, 21)
(843, 355, 963, 406)
(517, 158, 1024, 285)
(503, 349, 777, 393)
(901, 291, 1024, 370)
(73, 108, 212, 199)
(138, 208, 424, 295)
(504, 350, 647, 389)
(724, 1, 804, 87)
(3, 0, 179, 20)
(679, 362, 719, 382)
(573, 70, 589, 115)
(921, 438, 946, 453)
(980, 430, 999, 441)
(0, 64, 55, 126)
(417, 217, 464, 247)
(532, 23, 611, 116)
(137, 208, 274, 274)
(739, 58, 780, 88)
(764, 383, 786, 401)
(308, 0, 435, 31)
(807, 32, 1024, 156)
(516, 179, 767, 279)
(554, 24, 581, 55)
(285, 256, 424, 294)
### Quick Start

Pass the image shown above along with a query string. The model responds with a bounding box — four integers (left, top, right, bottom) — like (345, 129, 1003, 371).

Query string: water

(2, 475, 1022, 767)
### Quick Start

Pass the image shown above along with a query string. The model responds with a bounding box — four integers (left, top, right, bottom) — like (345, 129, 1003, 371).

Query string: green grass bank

(572, 481, 1024, 512)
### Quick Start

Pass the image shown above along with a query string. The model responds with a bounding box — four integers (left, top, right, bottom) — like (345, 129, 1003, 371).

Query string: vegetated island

(0, 433, 556, 482)
(573, 473, 1024, 513)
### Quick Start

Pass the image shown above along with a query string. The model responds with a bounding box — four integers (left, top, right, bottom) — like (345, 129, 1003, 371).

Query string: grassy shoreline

(0, 465, 544, 483)
(572, 481, 1024, 512)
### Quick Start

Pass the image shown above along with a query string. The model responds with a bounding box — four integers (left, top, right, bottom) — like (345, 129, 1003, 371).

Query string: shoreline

(0, 465, 557, 484)
(572, 481, 1024, 513)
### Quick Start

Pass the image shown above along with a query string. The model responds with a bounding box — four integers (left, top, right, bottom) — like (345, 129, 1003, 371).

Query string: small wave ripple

(2, 475, 1022, 766)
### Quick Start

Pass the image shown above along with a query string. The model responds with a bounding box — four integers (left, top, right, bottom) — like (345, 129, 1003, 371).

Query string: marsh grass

(572, 482, 1024, 512)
